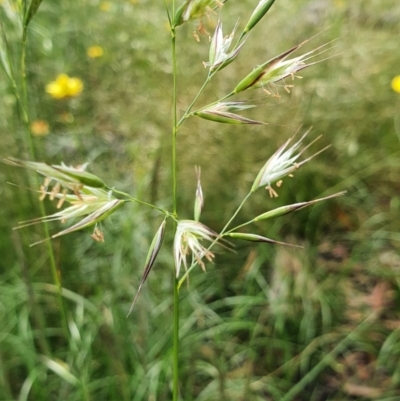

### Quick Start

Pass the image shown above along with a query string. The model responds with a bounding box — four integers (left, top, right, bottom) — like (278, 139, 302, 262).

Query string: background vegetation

(1, 0, 400, 400)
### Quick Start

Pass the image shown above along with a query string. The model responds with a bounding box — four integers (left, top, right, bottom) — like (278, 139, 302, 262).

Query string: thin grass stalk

(175, 28, 241, 129)
(177, 75, 233, 128)
(171, 1, 180, 399)
(218, 191, 252, 236)
(20, 24, 69, 340)
(108, 188, 169, 215)
(171, 24, 177, 215)
(177, 76, 211, 127)
(172, 276, 180, 401)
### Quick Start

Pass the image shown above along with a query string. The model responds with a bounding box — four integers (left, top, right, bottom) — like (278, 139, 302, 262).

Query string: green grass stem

(171, 1, 180, 398)
(18, 24, 70, 347)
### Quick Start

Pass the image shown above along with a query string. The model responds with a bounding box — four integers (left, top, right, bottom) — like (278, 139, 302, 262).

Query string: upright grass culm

(1, 0, 69, 350)
(3, 0, 345, 399)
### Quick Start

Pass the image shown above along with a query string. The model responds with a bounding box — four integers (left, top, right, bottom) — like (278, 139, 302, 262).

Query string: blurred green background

(1, 0, 400, 400)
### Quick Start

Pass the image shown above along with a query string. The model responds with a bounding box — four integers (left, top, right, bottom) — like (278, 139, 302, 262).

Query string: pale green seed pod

(53, 165, 106, 188)
(4, 158, 106, 188)
(233, 64, 266, 94)
(194, 166, 203, 222)
(205, 20, 245, 73)
(233, 44, 300, 94)
(50, 199, 125, 238)
(234, 40, 334, 94)
(127, 219, 167, 316)
(195, 110, 265, 125)
(250, 130, 332, 193)
(240, 0, 276, 40)
(251, 192, 347, 222)
(225, 232, 301, 247)
(252, 204, 306, 221)
(26, 198, 125, 246)
(195, 101, 265, 125)
(173, 2, 188, 26)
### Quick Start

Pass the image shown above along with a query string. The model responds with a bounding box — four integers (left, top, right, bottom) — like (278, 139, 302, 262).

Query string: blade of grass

(280, 313, 377, 401)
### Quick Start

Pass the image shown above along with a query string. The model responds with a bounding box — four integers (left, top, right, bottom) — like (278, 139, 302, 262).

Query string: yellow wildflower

(30, 120, 50, 137)
(87, 45, 104, 58)
(391, 75, 400, 94)
(45, 74, 83, 99)
(99, 1, 111, 11)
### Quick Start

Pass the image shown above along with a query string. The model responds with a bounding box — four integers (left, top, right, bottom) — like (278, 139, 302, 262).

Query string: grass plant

(1, 0, 400, 400)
